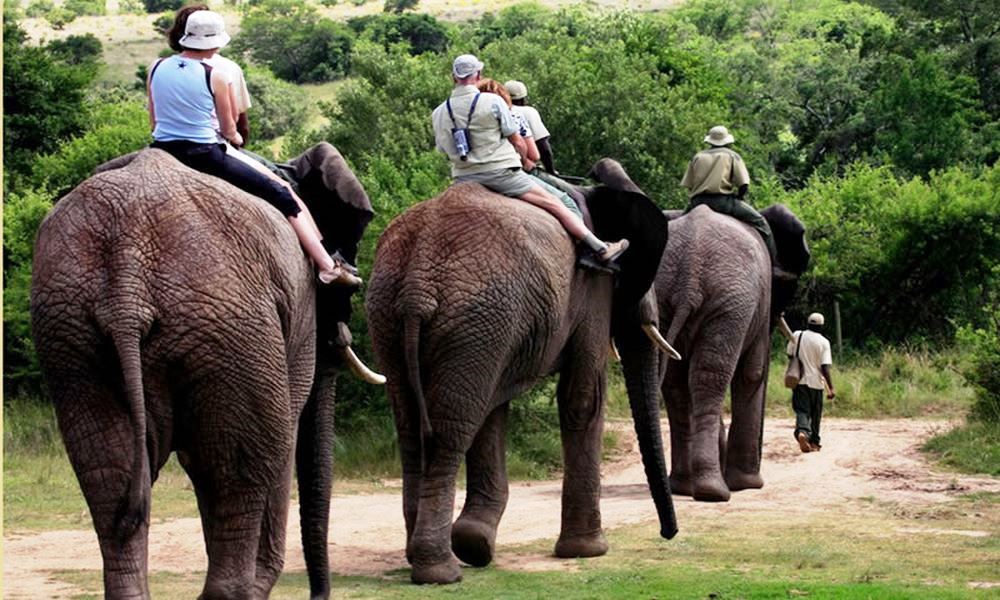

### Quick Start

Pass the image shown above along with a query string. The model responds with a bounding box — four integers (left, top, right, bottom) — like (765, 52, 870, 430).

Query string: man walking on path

(788, 312, 836, 453)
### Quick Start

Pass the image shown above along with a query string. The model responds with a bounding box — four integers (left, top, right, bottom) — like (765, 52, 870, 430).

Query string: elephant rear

(30, 149, 317, 598)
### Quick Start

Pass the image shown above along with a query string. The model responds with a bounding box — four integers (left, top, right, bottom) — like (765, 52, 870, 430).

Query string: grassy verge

(50, 491, 1000, 598)
(923, 420, 1000, 476)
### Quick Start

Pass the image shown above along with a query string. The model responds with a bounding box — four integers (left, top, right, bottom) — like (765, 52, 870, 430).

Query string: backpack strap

(200, 61, 214, 97)
(147, 56, 168, 84)
(445, 92, 481, 127)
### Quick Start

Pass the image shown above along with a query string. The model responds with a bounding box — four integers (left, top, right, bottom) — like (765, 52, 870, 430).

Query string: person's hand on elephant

(522, 157, 536, 171)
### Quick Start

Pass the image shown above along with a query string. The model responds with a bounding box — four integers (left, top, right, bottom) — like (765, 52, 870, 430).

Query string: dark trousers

(151, 140, 301, 217)
(686, 193, 777, 263)
(792, 385, 824, 445)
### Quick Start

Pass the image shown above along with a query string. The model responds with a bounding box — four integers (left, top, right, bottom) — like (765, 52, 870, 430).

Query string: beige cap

(807, 312, 825, 326)
(452, 54, 484, 79)
(504, 80, 528, 100)
(704, 125, 735, 146)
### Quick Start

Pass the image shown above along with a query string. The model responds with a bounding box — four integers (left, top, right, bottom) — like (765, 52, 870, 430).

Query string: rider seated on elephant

(147, 10, 359, 287)
(505, 79, 557, 175)
(432, 54, 626, 264)
(681, 126, 795, 280)
(476, 78, 583, 222)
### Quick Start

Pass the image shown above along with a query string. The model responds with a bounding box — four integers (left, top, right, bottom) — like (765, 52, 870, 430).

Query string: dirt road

(4, 417, 998, 598)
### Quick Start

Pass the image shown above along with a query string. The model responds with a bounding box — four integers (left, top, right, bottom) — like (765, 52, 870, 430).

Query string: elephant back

(32, 149, 315, 372)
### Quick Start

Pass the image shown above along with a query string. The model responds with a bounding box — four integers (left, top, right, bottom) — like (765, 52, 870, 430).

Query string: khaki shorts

(455, 167, 536, 197)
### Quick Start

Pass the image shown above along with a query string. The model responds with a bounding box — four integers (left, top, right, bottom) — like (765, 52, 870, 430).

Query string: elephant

(365, 159, 681, 585)
(29, 144, 379, 599)
(649, 203, 810, 502)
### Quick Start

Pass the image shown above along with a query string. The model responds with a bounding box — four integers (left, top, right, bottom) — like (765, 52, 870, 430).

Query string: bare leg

(226, 144, 325, 241)
(518, 187, 590, 239)
(288, 215, 336, 272)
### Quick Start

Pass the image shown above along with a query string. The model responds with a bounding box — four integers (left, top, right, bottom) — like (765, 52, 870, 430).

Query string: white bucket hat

(452, 54, 484, 79)
(179, 10, 230, 50)
(504, 80, 528, 100)
(807, 312, 825, 326)
(704, 125, 735, 146)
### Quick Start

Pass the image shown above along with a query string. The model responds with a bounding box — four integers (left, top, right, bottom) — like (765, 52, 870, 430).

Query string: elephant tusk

(609, 341, 621, 362)
(340, 345, 387, 385)
(778, 316, 795, 341)
(642, 324, 682, 361)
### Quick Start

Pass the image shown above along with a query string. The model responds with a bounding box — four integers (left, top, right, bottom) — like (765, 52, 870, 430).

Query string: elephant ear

(761, 203, 810, 275)
(584, 185, 668, 309)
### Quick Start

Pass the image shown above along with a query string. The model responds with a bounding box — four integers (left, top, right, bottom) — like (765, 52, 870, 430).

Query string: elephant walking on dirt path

(655, 204, 810, 502)
(30, 147, 378, 599)
(367, 160, 682, 585)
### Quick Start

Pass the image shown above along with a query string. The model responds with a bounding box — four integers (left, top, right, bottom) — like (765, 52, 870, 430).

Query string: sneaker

(598, 239, 630, 263)
(809, 442, 822, 452)
(796, 431, 812, 453)
(318, 265, 362, 288)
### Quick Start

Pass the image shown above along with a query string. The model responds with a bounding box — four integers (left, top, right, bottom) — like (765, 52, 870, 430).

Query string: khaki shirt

(680, 146, 750, 198)
(786, 330, 833, 391)
(431, 85, 521, 177)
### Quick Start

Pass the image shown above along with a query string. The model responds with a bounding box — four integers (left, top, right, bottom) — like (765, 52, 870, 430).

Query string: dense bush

(348, 13, 451, 56)
(956, 294, 1000, 423)
(143, 0, 182, 13)
(3, 21, 98, 179)
(46, 34, 103, 65)
(243, 66, 310, 140)
(25, 0, 54, 17)
(233, 0, 354, 83)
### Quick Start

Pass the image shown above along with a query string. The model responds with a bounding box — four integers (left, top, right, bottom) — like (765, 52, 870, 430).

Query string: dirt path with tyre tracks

(4, 417, 999, 598)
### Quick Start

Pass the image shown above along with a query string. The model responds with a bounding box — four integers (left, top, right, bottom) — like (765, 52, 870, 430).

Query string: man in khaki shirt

(681, 126, 781, 272)
(431, 54, 627, 264)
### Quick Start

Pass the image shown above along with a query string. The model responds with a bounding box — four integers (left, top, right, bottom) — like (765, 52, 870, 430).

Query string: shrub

(383, 0, 416, 13)
(25, 0, 54, 18)
(957, 296, 1000, 423)
(143, 0, 182, 12)
(45, 6, 76, 29)
(348, 13, 451, 56)
(244, 66, 309, 140)
(65, 0, 106, 16)
(46, 34, 103, 65)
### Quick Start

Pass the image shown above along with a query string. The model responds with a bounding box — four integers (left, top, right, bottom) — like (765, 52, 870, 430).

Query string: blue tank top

(150, 55, 217, 144)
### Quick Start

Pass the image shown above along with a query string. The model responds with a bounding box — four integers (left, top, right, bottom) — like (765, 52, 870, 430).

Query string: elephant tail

(403, 315, 434, 471)
(109, 328, 151, 544)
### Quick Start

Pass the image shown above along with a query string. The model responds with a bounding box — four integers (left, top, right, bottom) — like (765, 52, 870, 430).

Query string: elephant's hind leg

(452, 402, 511, 568)
(725, 340, 768, 492)
(408, 446, 464, 584)
(53, 374, 152, 599)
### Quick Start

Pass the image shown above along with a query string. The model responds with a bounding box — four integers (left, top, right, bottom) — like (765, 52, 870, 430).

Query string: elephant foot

(725, 468, 764, 492)
(411, 557, 463, 585)
(451, 516, 497, 567)
(692, 474, 731, 502)
(669, 474, 693, 497)
(554, 531, 609, 558)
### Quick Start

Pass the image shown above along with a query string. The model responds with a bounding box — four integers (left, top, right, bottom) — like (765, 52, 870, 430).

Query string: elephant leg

(725, 338, 768, 491)
(662, 357, 694, 497)
(53, 376, 151, 599)
(687, 328, 740, 502)
(408, 445, 464, 584)
(253, 458, 293, 598)
(554, 358, 609, 559)
(452, 402, 510, 568)
(185, 371, 294, 599)
(388, 380, 424, 565)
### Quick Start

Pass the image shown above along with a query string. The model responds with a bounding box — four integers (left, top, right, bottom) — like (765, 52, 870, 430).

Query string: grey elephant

(30, 145, 379, 599)
(652, 203, 810, 502)
(366, 159, 681, 585)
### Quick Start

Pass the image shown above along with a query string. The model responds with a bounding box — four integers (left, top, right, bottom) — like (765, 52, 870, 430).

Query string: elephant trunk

(618, 328, 678, 540)
(297, 361, 338, 600)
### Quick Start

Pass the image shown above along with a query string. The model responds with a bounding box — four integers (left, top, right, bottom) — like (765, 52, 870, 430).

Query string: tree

(143, 0, 182, 12)
(233, 0, 354, 83)
(46, 34, 103, 65)
(3, 21, 98, 177)
(348, 13, 450, 56)
(383, 0, 417, 13)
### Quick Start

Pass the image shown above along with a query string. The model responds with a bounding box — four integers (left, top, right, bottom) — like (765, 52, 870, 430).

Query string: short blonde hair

(477, 78, 512, 107)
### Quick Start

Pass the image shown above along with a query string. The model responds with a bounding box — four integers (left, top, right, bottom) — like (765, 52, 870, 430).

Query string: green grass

(923, 420, 1000, 476)
(50, 501, 1000, 598)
